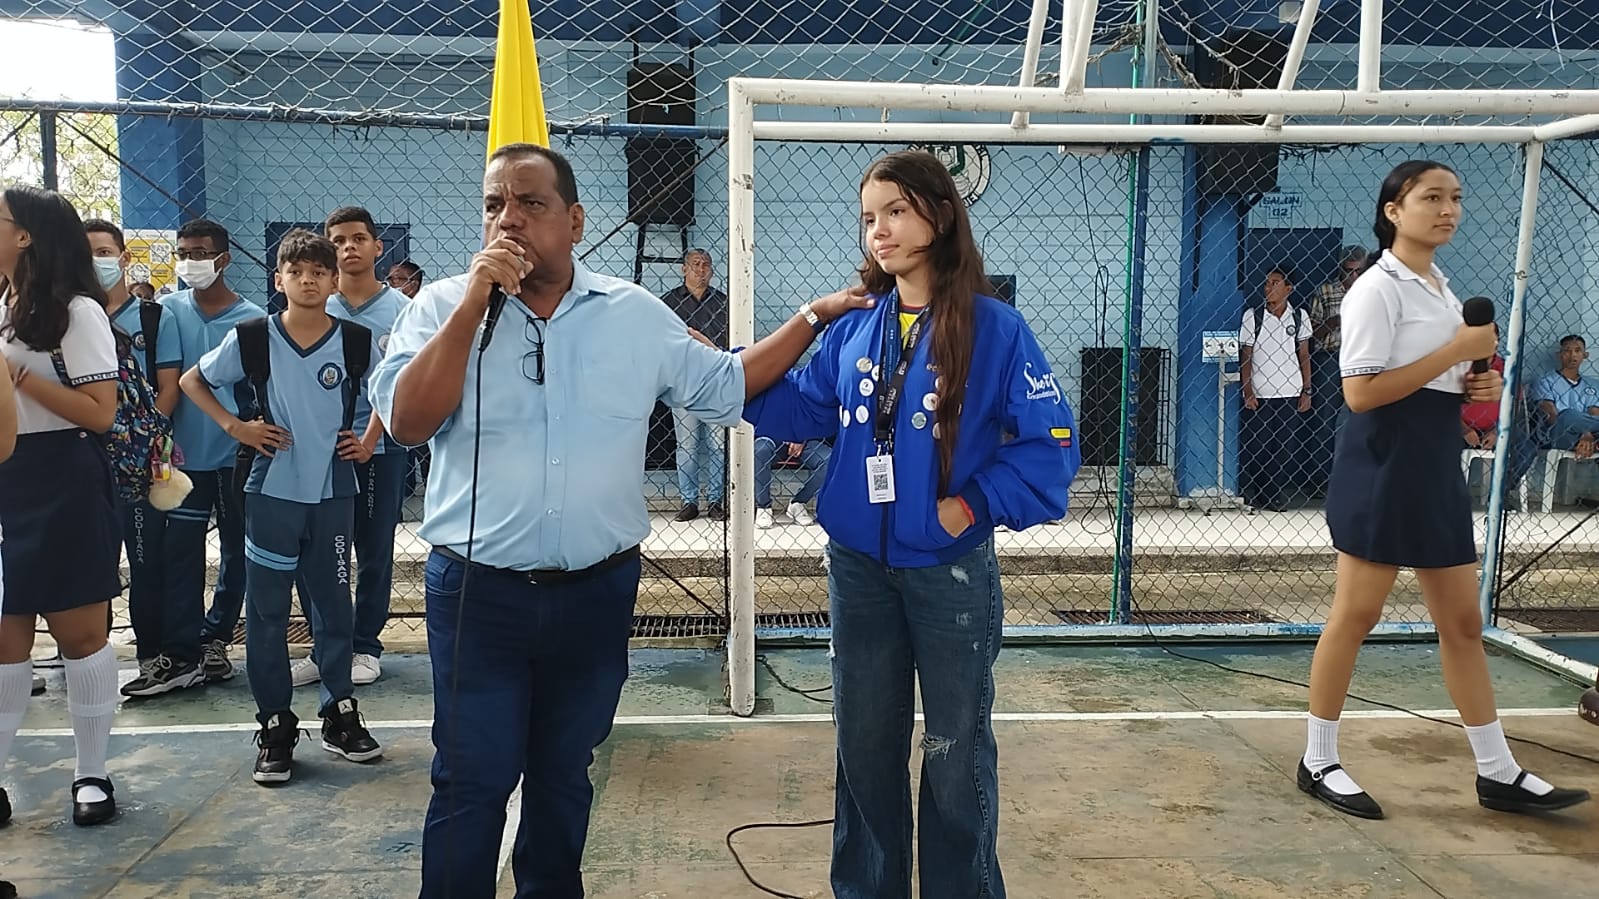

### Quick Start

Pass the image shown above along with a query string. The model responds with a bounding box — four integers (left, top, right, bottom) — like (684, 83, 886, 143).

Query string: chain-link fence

(3, 0, 1598, 647)
(1490, 139, 1599, 638)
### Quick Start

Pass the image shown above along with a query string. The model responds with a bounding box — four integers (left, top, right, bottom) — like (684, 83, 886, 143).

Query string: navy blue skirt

(0, 429, 122, 615)
(1326, 388, 1476, 569)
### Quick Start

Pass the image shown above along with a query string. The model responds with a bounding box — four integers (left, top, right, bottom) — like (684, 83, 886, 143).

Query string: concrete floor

(1, 644, 1594, 897)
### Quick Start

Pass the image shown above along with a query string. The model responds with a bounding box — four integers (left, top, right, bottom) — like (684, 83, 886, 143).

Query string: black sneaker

(673, 503, 700, 522)
(201, 639, 235, 682)
(252, 712, 299, 785)
(120, 654, 204, 698)
(321, 697, 383, 763)
(706, 502, 727, 521)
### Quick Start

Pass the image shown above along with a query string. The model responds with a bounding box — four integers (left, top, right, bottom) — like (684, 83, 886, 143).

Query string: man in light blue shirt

(288, 205, 410, 690)
(1531, 334, 1599, 458)
(369, 143, 869, 897)
(135, 219, 264, 697)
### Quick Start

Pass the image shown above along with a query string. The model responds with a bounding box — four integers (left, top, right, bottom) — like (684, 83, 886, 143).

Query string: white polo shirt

(1239, 304, 1310, 399)
(1339, 250, 1467, 395)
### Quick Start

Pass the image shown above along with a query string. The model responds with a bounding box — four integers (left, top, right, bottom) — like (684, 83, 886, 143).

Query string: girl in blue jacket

(745, 150, 1081, 899)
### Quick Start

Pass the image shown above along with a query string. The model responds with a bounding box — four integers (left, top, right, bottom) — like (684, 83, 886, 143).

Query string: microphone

(1461, 296, 1495, 374)
(479, 286, 507, 352)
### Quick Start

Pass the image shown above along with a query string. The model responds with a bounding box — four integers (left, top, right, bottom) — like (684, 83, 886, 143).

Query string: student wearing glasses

(369, 143, 870, 896)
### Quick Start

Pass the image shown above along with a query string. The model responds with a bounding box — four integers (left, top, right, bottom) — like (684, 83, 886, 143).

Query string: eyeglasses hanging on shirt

(522, 315, 547, 385)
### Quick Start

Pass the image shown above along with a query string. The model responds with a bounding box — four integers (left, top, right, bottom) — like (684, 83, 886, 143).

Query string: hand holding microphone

(1458, 296, 1502, 405)
(469, 238, 532, 351)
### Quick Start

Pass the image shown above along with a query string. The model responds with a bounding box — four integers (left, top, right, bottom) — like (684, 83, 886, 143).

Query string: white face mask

(176, 258, 220, 290)
(92, 257, 124, 291)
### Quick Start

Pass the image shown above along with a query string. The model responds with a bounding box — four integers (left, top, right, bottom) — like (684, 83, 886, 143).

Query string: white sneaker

(351, 653, 382, 686)
(755, 508, 774, 529)
(290, 656, 321, 687)
(787, 502, 815, 526)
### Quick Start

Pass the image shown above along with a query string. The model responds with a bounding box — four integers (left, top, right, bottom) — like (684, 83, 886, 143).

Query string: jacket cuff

(957, 481, 991, 527)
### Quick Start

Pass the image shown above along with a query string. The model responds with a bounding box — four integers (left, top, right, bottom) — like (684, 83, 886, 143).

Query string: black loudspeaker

(627, 63, 697, 225)
(1192, 30, 1288, 197)
(1079, 347, 1168, 467)
(626, 138, 696, 225)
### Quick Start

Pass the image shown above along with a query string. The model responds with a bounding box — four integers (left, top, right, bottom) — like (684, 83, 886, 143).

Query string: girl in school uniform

(1301, 161, 1589, 819)
(0, 185, 124, 827)
(745, 150, 1081, 899)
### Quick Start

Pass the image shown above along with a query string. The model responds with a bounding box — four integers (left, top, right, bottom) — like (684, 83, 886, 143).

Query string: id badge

(866, 454, 896, 504)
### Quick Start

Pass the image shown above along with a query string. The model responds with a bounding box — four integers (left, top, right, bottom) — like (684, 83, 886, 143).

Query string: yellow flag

(487, 0, 549, 156)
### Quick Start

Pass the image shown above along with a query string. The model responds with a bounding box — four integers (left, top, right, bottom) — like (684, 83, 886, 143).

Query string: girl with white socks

(0, 185, 125, 827)
(1305, 160, 1589, 819)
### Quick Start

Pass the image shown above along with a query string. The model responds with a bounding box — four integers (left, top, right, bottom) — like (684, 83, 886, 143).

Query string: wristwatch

(798, 302, 824, 333)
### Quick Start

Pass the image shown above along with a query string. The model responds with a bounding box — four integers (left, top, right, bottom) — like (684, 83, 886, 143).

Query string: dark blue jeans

(297, 452, 407, 658)
(754, 438, 831, 508)
(243, 494, 355, 722)
(419, 549, 639, 899)
(827, 538, 1006, 899)
(164, 468, 246, 663)
(122, 499, 169, 662)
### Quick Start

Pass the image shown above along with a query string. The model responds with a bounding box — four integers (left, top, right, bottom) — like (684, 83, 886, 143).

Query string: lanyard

(874, 289, 930, 452)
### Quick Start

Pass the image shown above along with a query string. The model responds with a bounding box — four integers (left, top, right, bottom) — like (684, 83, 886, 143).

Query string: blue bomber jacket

(744, 294, 1081, 568)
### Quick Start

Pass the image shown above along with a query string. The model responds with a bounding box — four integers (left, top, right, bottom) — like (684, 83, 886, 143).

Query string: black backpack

(231, 317, 372, 498)
(136, 300, 162, 377)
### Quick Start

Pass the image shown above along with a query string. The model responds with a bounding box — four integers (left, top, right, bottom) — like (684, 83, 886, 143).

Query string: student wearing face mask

(132, 219, 264, 699)
(84, 220, 188, 697)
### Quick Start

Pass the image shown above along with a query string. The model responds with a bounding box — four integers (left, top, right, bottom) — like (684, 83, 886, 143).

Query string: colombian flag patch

(1051, 426, 1073, 448)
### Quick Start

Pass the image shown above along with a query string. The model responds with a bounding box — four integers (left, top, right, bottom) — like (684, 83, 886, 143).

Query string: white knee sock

(1303, 714, 1366, 796)
(0, 659, 32, 775)
(1464, 719, 1552, 795)
(65, 644, 118, 803)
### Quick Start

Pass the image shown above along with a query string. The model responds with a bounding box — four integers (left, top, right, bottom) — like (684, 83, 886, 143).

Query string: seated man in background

(753, 436, 830, 529)
(1531, 334, 1599, 458)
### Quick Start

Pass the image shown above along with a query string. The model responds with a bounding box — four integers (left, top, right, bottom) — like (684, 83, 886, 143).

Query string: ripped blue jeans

(826, 538, 1006, 899)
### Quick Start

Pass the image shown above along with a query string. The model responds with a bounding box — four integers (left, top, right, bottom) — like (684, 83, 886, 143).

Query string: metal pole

(1479, 141, 1544, 622)
(1265, 0, 1323, 130)
(1010, 0, 1052, 129)
(1532, 113, 1599, 142)
(752, 121, 1539, 145)
(39, 110, 58, 191)
(1357, 0, 1383, 92)
(1063, 0, 1101, 94)
(726, 83, 757, 718)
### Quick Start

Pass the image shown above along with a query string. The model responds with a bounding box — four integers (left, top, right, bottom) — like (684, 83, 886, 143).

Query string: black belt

(435, 544, 639, 585)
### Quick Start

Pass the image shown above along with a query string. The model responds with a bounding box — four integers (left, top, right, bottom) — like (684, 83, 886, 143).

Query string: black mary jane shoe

(1477, 771, 1590, 815)
(1297, 761, 1385, 820)
(0, 786, 11, 826)
(71, 776, 117, 827)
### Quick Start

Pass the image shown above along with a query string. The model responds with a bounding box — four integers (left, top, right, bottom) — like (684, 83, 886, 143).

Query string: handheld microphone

(479, 286, 507, 352)
(1461, 296, 1495, 374)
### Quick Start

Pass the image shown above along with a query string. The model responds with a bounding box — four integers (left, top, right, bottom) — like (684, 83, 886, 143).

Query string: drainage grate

(756, 612, 831, 630)
(1498, 608, 1599, 633)
(1052, 609, 1280, 626)
(632, 614, 726, 638)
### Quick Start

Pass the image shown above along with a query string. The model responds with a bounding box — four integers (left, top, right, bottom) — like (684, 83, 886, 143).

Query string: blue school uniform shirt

(164, 290, 266, 471)
(198, 314, 381, 505)
(368, 257, 746, 571)
(1530, 370, 1599, 416)
(327, 285, 408, 454)
(107, 297, 182, 379)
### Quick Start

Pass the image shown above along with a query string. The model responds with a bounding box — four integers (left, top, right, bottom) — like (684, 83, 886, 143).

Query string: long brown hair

(857, 151, 992, 497)
(0, 184, 106, 351)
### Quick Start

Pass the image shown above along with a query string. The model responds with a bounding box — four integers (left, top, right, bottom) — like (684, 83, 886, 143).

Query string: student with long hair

(0, 185, 123, 827)
(1302, 160, 1589, 819)
(744, 150, 1080, 898)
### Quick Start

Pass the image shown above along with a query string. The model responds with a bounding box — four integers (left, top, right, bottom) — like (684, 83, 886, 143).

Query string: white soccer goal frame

(722, 0, 1599, 716)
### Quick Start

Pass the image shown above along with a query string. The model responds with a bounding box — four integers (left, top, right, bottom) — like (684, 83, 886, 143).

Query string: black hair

(1560, 334, 1586, 349)
(1266, 266, 1294, 285)
(1373, 160, 1457, 251)
(389, 260, 423, 281)
(275, 228, 337, 272)
(83, 217, 126, 252)
(487, 143, 580, 206)
(324, 205, 378, 239)
(0, 184, 105, 350)
(177, 218, 230, 254)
